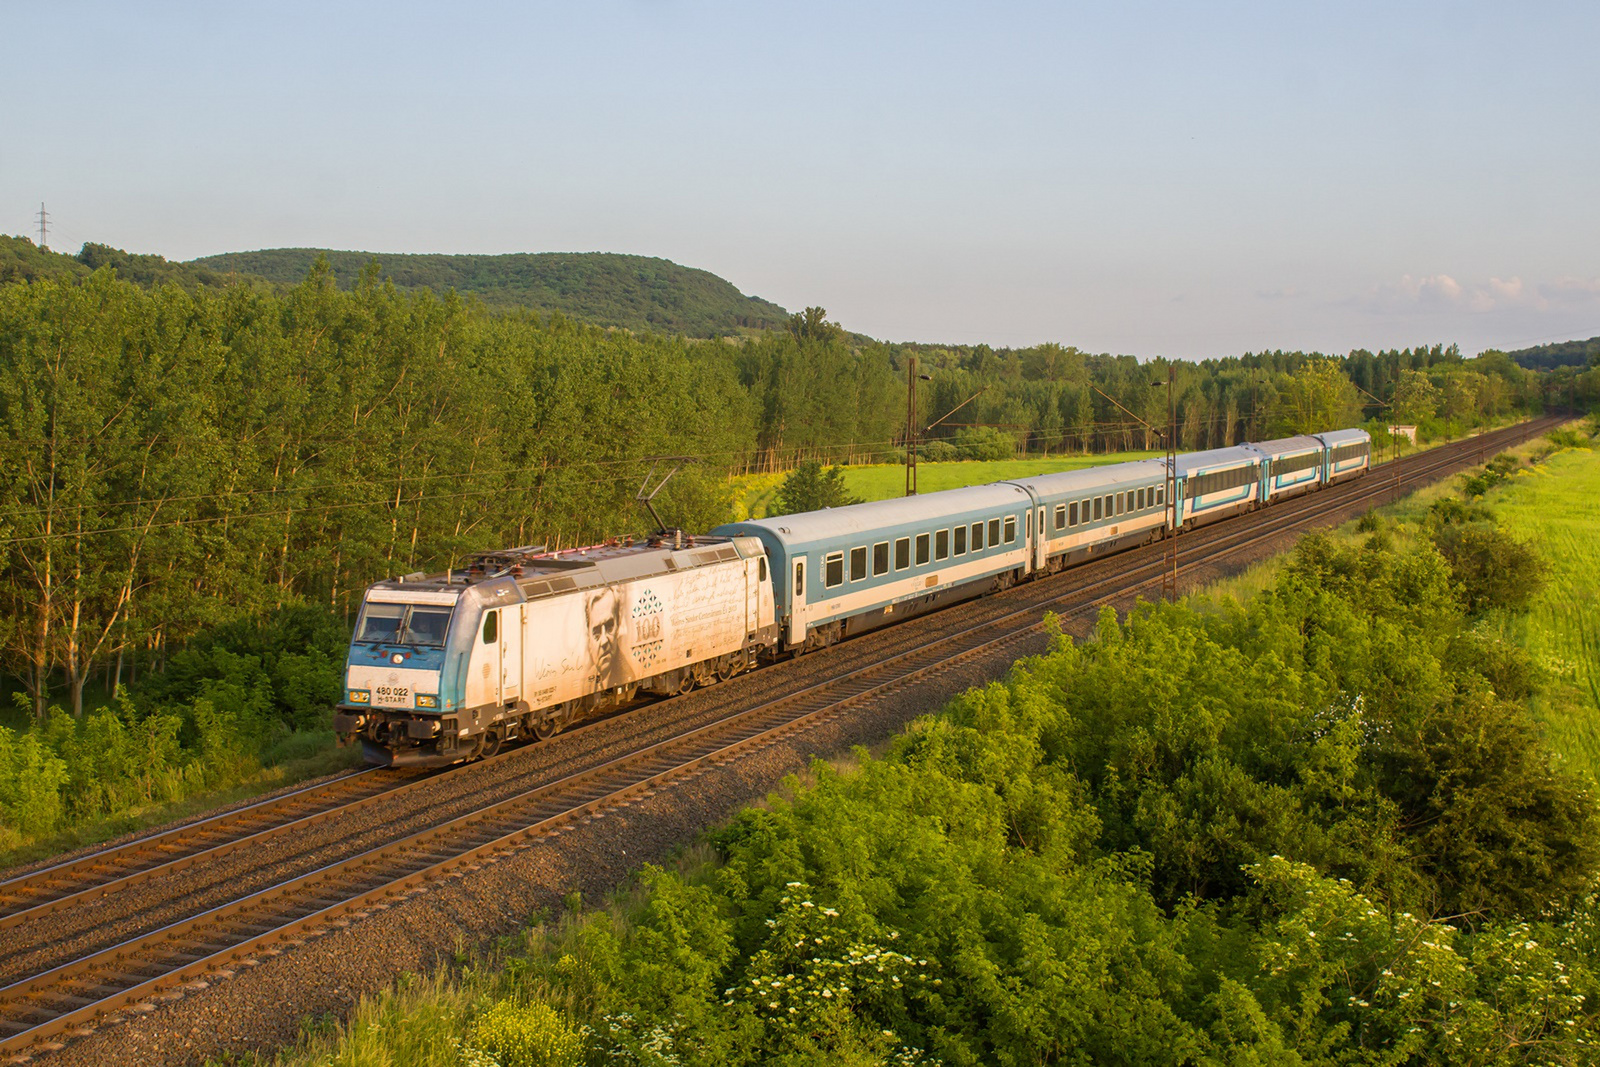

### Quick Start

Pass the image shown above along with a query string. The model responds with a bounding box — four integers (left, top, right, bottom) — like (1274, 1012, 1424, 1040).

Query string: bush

(952, 425, 1015, 461)
(918, 439, 959, 463)
(1430, 522, 1548, 615)
(469, 999, 584, 1067)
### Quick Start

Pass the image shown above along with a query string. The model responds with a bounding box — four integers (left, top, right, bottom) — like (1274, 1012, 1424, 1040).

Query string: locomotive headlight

(347, 689, 371, 704)
(415, 693, 439, 709)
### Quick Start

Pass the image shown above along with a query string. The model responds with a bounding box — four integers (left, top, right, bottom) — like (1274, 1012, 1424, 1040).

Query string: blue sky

(3, 1, 1596, 357)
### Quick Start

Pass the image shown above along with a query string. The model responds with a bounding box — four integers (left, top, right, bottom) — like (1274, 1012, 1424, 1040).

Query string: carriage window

(824, 552, 844, 588)
(850, 546, 868, 582)
(1003, 516, 1016, 543)
(971, 522, 984, 551)
(988, 518, 1001, 546)
(1115, 494, 1124, 516)
(895, 537, 911, 570)
(1054, 505, 1066, 530)
(873, 541, 890, 576)
(935, 529, 950, 560)
(915, 533, 930, 565)
(481, 610, 498, 645)
(1093, 497, 1103, 521)
(954, 524, 967, 555)
(1156, 485, 1165, 507)
(1068, 501, 1078, 526)
(1137, 488, 1145, 511)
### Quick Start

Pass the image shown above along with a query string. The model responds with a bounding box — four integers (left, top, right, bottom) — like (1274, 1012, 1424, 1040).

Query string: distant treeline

(0, 259, 1586, 721)
(1508, 334, 1600, 371)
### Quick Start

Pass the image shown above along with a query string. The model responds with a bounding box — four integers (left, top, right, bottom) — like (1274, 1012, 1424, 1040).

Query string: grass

(1480, 446, 1600, 780)
(728, 451, 1165, 520)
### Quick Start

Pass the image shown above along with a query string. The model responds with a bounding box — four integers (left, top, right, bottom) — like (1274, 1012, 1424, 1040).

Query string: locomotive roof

(365, 534, 762, 605)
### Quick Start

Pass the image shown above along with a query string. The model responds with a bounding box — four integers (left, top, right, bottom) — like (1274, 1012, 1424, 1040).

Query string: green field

(729, 451, 1165, 520)
(1484, 446, 1600, 779)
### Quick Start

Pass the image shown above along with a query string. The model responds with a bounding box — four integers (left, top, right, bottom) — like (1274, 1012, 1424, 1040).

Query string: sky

(3, 0, 1597, 358)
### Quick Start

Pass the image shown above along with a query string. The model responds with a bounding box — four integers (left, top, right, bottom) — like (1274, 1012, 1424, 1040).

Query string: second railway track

(0, 416, 1558, 1059)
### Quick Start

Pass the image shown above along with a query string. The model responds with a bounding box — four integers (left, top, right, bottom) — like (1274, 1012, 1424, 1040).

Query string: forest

(0, 258, 1591, 857)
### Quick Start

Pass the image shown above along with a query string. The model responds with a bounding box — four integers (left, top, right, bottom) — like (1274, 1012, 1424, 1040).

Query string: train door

(475, 609, 502, 708)
(1035, 506, 1047, 570)
(788, 556, 807, 646)
(746, 558, 763, 637)
(500, 604, 522, 706)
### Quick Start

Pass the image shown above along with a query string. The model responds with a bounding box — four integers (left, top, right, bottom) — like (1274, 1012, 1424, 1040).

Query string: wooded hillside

(186, 248, 791, 337)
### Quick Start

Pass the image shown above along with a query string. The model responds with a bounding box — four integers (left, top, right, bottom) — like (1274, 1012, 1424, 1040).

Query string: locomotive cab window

(849, 546, 868, 582)
(481, 610, 498, 645)
(824, 552, 844, 588)
(971, 522, 984, 551)
(873, 541, 890, 576)
(759, 558, 767, 582)
(915, 533, 930, 566)
(954, 525, 967, 555)
(935, 529, 950, 560)
(895, 537, 911, 570)
(1003, 516, 1016, 544)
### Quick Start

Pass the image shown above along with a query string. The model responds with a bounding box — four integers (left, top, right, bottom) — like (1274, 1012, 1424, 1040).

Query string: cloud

(1369, 273, 1600, 314)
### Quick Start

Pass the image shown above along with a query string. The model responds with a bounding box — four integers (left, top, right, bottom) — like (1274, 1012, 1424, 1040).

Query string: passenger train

(334, 429, 1370, 766)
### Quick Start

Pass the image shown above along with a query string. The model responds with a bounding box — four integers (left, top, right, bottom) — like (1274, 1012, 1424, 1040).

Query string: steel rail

(0, 417, 1552, 1057)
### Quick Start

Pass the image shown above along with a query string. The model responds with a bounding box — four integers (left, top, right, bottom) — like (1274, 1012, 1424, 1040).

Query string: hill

(0, 235, 254, 291)
(1507, 335, 1600, 371)
(186, 248, 791, 336)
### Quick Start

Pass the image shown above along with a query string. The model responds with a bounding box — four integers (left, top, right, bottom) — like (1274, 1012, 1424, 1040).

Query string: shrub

(469, 998, 585, 1067)
(918, 439, 959, 463)
(952, 426, 1014, 461)
(1430, 522, 1548, 615)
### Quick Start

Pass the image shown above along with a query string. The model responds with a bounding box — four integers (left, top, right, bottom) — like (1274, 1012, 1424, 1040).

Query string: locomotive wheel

(674, 669, 697, 695)
(534, 717, 561, 741)
(480, 730, 503, 758)
(715, 654, 739, 682)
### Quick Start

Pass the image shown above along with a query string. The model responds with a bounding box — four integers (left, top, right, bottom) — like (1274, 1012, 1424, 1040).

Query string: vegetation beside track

(236, 461, 1600, 1066)
(1207, 418, 1600, 783)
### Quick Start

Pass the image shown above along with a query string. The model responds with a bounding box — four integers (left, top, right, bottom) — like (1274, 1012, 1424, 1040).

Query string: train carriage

(1313, 428, 1372, 484)
(1004, 459, 1171, 571)
(1246, 435, 1327, 502)
(713, 484, 1036, 652)
(1174, 445, 1263, 527)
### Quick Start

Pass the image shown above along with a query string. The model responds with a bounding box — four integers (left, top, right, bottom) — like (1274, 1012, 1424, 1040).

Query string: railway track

(0, 416, 1557, 1059)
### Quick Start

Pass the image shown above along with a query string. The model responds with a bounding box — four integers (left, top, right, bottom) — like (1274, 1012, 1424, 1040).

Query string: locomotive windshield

(355, 603, 453, 647)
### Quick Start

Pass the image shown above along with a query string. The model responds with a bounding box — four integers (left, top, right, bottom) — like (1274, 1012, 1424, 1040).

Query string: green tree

(774, 462, 860, 515)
